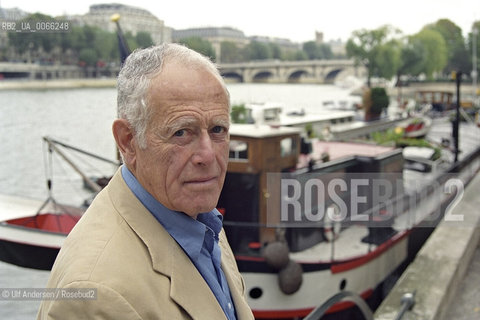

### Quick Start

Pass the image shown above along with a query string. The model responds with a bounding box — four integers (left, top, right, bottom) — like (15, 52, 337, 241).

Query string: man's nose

(192, 131, 215, 166)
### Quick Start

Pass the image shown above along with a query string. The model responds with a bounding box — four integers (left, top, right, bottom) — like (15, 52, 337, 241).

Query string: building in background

(316, 30, 346, 57)
(328, 39, 347, 57)
(173, 26, 249, 61)
(1, 2, 346, 63)
(249, 35, 301, 51)
(0, 6, 29, 20)
(315, 31, 324, 44)
(82, 3, 171, 44)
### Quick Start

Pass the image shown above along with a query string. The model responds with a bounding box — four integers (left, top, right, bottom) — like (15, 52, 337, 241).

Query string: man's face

(131, 61, 230, 218)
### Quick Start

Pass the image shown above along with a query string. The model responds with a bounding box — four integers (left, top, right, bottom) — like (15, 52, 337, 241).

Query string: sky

(1, 0, 479, 43)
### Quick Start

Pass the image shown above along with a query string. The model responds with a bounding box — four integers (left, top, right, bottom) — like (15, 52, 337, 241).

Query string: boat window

(404, 160, 432, 172)
(280, 137, 295, 157)
(263, 108, 281, 121)
(229, 140, 248, 160)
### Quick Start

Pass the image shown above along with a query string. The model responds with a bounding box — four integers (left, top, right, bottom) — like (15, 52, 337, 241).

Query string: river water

(0, 82, 357, 319)
(0, 83, 358, 207)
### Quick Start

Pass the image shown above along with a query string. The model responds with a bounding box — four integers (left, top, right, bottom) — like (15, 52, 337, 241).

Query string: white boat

(218, 123, 480, 318)
(321, 96, 362, 112)
(242, 102, 406, 142)
(244, 102, 357, 133)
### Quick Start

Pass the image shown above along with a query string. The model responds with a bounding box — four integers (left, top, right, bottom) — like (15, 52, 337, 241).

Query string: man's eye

(174, 129, 185, 137)
(212, 126, 226, 134)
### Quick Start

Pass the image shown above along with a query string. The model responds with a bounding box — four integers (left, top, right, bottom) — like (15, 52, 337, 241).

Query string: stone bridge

(0, 59, 366, 84)
(218, 59, 366, 84)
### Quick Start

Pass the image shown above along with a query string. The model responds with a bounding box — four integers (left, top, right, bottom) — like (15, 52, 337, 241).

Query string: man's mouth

(184, 176, 217, 185)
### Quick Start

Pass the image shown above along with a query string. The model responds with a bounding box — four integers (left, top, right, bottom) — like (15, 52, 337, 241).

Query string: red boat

(0, 136, 114, 270)
(0, 195, 83, 270)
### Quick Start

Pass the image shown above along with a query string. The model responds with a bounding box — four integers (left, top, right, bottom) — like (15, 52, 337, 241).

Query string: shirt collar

(121, 165, 223, 260)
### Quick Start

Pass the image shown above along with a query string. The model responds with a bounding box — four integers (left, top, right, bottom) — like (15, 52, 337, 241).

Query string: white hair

(116, 43, 229, 148)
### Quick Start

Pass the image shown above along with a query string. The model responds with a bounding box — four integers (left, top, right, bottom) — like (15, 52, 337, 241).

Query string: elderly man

(37, 44, 253, 320)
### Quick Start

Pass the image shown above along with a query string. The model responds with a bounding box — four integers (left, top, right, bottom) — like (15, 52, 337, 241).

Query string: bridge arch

(251, 70, 275, 82)
(325, 68, 343, 83)
(287, 69, 310, 83)
(222, 71, 243, 82)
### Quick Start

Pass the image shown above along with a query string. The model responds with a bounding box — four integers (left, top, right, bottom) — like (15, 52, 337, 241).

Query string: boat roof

(229, 124, 302, 138)
(244, 102, 356, 126)
(276, 111, 355, 126)
(403, 146, 436, 160)
(245, 102, 283, 111)
(311, 140, 396, 160)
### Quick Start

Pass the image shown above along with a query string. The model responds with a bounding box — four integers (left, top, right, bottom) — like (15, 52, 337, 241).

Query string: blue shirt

(121, 166, 237, 320)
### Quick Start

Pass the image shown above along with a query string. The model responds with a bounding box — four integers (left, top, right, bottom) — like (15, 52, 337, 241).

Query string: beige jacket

(37, 169, 254, 320)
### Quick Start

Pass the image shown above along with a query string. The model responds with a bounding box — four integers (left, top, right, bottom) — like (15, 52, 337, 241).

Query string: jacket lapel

(107, 168, 226, 319)
(169, 246, 227, 319)
(220, 231, 254, 319)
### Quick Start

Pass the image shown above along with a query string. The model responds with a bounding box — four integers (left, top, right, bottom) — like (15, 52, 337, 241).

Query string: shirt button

(228, 302, 232, 309)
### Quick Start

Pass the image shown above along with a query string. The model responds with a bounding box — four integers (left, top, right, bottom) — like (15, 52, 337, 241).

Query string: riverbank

(0, 78, 477, 100)
(375, 171, 480, 320)
(0, 78, 117, 90)
(386, 82, 478, 99)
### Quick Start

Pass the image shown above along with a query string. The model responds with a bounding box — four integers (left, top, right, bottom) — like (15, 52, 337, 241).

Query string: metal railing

(394, 291, 416, 320)
(303, 290, 416, 320)
(303, 291, 374, 320)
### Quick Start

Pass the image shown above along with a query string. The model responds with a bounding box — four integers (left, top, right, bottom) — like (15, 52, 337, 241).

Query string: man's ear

(112, 119, 136, 168)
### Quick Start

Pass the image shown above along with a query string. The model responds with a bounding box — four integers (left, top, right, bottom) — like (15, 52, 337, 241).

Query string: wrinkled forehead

(143, 62, 230, 127)
(149, 61, 229, 105)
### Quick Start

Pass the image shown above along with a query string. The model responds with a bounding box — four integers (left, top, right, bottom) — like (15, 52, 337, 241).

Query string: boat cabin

(218, 124, 302, 247)
(415, 90, 454, 112)
(219, 124, 405, 254)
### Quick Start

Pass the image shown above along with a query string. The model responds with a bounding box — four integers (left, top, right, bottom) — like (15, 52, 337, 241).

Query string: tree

(178, 37, 216, 61)
(124, 31, 138, 53)
(398, 37, 425, 78)
(135, 31, 154, 48)
(373, 39, 401, 80)
(346, 25, 402, 87)
(282, 49, 308, 61)
(303, 41, 319, 59)
(8, 13, 60, 58)
(93, 28, 117, 62)
(243, 41, 271, 60)
(303, 41, 333, 60)
(468, 21, 480, 79)
(220, 41, 243, 63)
(268, 43, 282, 60)
(409, 29, 448, 79)
(318, 43, 333, 59)
(426, 19, 470, 73)
(79, 48, 98, 66)
(231, 104, 248, 123)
